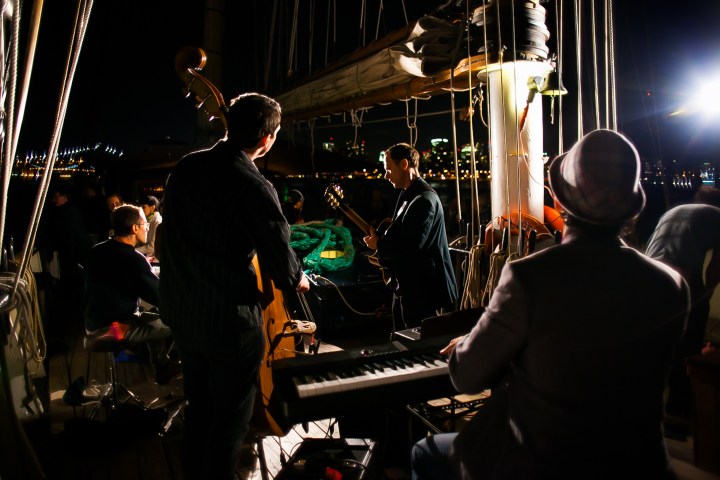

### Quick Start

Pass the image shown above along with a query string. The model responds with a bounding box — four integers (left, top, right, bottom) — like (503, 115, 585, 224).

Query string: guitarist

(363, 143, 458, 330)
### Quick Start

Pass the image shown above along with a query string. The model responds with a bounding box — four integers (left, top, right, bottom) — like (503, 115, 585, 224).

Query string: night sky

(16, 0, 720, 167)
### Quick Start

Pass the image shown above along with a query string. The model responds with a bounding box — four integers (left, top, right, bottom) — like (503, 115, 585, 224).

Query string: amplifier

(275, 438, 379, 480)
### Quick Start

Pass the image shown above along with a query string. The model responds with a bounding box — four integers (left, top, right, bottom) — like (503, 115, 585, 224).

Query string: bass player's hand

(296, 271, 311, 293)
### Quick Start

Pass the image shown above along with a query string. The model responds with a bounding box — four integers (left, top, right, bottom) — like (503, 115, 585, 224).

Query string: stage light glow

(671, 77, 720, 119)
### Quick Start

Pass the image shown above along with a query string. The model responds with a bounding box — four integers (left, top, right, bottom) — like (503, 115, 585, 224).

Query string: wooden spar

(280, 53, 492, 124)
(285, 22, 419, 90)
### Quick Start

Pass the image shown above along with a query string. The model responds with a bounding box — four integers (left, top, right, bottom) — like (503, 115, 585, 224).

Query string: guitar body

(365, 217, 392, 284)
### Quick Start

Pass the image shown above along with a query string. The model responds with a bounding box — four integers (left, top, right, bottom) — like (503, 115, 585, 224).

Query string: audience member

(136, 195, 162, 258)
(363, 142, 457, 329)
(159, 92, 310, 480)
(360, 186, 391, 229)
(411, 130, 689, 479)
(645, 186, 720, 422)
(105, 193, 123, 237)
(106, 193, 123, 212)
(79, 183, 111, 245)
(281, 189, 305, 224)
(38, 184, 92, 338)
(82, 204, 178, 384)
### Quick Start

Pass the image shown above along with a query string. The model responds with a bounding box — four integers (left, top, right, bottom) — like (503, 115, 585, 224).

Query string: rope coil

(290, 220, 355, 274)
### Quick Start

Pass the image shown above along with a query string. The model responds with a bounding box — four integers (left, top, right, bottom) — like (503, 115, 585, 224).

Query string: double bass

(175, 46, 309, 437)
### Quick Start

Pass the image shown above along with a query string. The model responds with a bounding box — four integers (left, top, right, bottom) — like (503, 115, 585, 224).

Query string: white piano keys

(292, 353, 448, 399)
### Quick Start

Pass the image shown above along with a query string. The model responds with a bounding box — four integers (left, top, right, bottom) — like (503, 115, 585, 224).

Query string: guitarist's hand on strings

(296, 271, 311, 293)
(363, 227, 379, 250)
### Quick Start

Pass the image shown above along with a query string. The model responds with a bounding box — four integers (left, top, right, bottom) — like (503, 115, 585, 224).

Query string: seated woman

(136, 195, 162, 259)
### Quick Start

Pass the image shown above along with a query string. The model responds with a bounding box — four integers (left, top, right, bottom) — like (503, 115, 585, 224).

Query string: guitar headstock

(323, 183, 372, 235)
(324, 184, 344, 210)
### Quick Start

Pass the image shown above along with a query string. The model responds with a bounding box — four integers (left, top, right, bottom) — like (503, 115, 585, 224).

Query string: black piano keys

(267, 337, 456, 431)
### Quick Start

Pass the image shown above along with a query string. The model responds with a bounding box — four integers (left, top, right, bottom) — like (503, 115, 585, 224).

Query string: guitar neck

(337, 204, 372, 236)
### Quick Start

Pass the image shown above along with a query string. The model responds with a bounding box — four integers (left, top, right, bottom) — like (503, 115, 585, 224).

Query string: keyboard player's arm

(446, 265, 526, 393)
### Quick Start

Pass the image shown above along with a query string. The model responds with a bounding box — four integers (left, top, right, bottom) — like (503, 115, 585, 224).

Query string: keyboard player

(410, 129, 689, 480)
(266, 309, 493, 479)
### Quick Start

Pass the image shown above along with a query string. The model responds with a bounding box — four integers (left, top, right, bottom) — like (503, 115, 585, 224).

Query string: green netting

(290, 220, 355, 273)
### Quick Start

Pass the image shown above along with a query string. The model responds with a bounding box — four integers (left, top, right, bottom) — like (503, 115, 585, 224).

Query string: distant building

(699, 162, 716, 186)
(322, 137, 336, 152)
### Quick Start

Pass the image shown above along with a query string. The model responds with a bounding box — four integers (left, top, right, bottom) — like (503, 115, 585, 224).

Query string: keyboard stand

(405, 391, 490, 434)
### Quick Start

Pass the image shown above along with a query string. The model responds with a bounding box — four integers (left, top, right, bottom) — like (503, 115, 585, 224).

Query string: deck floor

(21, 331, 719, 480)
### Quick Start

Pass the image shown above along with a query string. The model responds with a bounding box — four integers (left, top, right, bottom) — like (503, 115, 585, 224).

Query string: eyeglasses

(136, 223, 149, 230)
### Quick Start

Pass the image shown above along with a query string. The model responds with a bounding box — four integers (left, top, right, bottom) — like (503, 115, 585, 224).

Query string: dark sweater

(83, 239, 159, 331)
(159, 143, 303, 337)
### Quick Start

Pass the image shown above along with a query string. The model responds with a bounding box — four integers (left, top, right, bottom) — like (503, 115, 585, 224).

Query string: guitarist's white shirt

(395, 200, 409, 219)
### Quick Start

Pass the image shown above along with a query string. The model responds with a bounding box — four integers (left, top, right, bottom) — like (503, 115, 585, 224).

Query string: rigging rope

(0, 0, 21, 254)
(360, 0, 367, 47)
(1, 263, 45, 366)
(301, 106, 449, 131)
(324, 0, 332, 66)
(449, 85, 462, 227)
(556, 0, 565, 152)
(603, 0, 609, 129)
(308, 0, 316, 72)
(350, 108, 365, 148)
(374, 0, 384, 41)
(574, 0, 583, 138)
(508, 0, 526, 256)
(264, 0, 279, 90)
(14, 0, 93, 301)
(288, 0, 300, 77)
(460, 244, 484, 309)
(404, 98, 418, 147)
(464, 0, 482, 245)
(0, 262, 46, 419)
(607, 0, 617, 130)
(11, 0, 42, 166)
(481, 0, 496, 255)
(308, 117, 317, 171)
(590, 0, 600, 129)
(481, 249, 521, 307)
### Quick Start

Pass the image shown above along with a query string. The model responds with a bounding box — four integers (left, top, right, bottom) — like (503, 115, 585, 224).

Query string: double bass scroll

(175, 46, 228, 134)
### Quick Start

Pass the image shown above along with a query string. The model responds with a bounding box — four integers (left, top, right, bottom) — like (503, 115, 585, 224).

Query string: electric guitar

(324, 184, 391, 283)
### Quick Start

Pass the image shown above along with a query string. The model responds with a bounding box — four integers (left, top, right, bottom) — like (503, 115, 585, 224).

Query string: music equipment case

(275, 438, 379, 480)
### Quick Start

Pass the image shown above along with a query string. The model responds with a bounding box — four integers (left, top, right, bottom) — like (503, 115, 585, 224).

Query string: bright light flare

(671, 77, 720, 118)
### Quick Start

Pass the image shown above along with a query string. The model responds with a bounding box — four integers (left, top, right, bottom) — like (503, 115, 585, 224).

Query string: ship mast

(472, 0, 556, 256)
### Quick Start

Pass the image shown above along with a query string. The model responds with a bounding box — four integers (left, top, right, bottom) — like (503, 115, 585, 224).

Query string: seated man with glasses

(83, 204, 179, 384)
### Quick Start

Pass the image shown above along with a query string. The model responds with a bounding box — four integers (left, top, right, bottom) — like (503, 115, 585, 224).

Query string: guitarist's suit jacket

(377, 177, 458, 326)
